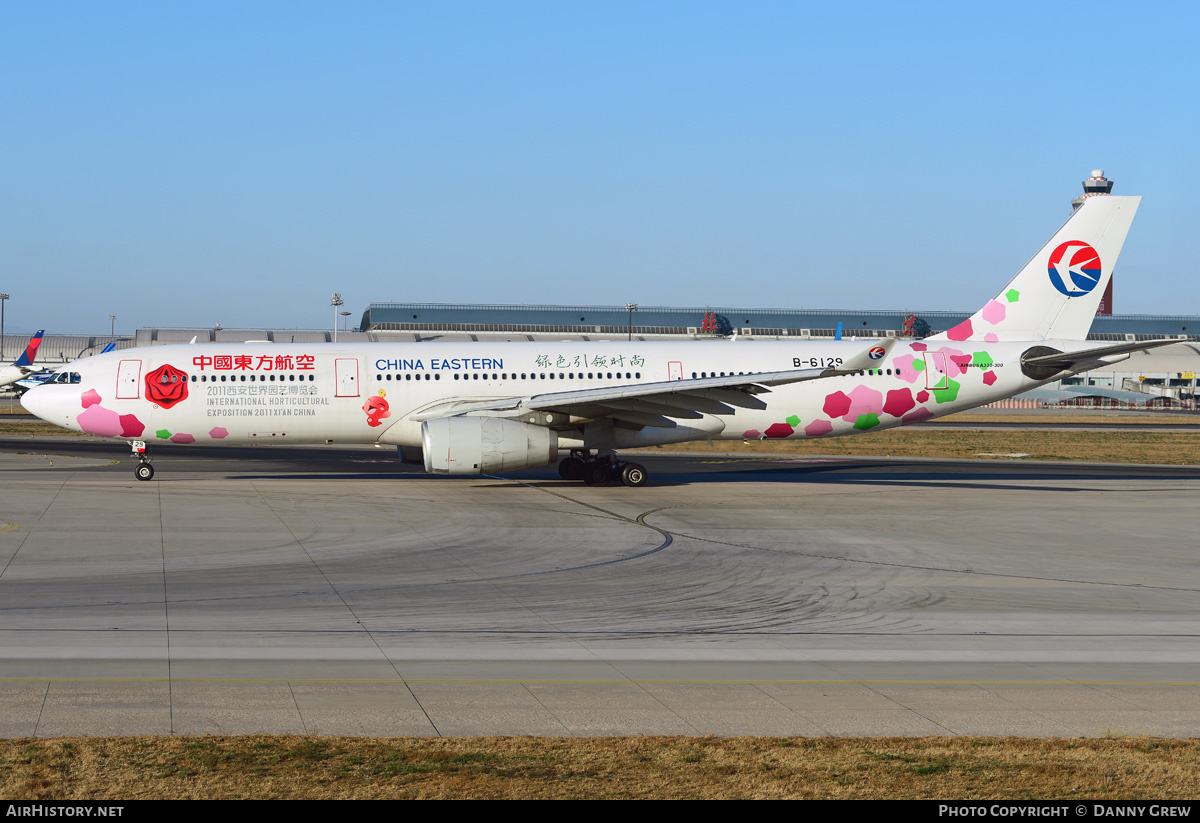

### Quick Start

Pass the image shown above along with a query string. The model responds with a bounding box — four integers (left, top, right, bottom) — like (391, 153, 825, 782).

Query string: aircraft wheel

(581, 463, 609, 486)
(620, 462, 648, 487)
(135, 463, 155, 482)
(558, 457, 585, 481)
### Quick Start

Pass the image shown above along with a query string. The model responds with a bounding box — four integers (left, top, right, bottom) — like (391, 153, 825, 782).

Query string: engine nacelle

(422, 417, 559, 475)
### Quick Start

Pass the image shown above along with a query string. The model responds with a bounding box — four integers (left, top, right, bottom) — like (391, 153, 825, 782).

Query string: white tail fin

(931, 194, 1140, 343)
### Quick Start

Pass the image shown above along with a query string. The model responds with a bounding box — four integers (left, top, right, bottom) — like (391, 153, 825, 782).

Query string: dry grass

(647, 430, 1200, 464)
(0, 735, 1196, 800)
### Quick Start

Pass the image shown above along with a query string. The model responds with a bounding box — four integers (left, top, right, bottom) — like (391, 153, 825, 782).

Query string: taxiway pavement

(0, 437, 1197, 738)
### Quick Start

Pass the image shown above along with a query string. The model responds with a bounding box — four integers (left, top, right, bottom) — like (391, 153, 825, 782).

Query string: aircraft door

(923, 352, 949, 390)
(116, 360, 142, 399)
(668, 361, 683, 381)
(335, 358, 360, 397)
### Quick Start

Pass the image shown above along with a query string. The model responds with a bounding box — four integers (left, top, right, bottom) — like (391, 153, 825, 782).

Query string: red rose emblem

(145, 363, 189, 409)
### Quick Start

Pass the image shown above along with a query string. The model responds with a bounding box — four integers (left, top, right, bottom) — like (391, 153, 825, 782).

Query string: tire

(558, 457, 585, 481)
(135, 463, 155, 481)
(581, 463, 609, 486)
(620, 462, 648, 487)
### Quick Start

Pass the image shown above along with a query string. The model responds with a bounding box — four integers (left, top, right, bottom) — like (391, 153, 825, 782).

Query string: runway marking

(0, 523, 19, 534)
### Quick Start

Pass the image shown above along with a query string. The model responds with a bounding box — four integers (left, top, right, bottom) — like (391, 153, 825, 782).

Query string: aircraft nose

(21, 385, 72, 426)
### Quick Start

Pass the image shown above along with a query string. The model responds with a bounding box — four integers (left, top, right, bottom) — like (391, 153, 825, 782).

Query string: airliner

(0, 330, 45, 389)
(13, 342, 116, 393)
(23, 192, 1172, 485)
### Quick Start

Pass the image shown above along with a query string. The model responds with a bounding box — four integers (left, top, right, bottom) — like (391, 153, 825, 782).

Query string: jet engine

(422, 417, 559, 475)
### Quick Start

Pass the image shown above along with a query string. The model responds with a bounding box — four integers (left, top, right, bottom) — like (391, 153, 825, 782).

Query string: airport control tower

(1072, 169, 1115, 315)
(1071, 169, 1115, 210)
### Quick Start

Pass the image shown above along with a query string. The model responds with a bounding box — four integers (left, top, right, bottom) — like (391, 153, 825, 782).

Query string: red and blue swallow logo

(868, 346, 886, 360)
(1047, 241, 1102, 297)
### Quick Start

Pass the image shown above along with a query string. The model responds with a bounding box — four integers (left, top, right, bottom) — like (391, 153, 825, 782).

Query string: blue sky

(1, 1, 1196, 335)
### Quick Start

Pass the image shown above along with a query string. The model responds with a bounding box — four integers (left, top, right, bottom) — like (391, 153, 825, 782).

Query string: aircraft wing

(1021, 338, 1183, 373)
(410, 338, 896, 428)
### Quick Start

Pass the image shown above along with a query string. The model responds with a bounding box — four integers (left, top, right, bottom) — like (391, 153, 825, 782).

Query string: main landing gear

(130, 440, 154, 481)
(558, 451, 648, 487)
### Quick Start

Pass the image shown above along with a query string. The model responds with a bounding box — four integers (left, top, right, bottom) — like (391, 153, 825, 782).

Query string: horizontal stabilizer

(1022, 339, 1181, 371)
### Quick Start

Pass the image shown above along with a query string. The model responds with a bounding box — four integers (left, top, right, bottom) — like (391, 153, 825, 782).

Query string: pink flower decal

(902, 407, 935, 424)
(77, 405, 123, 437)
(983, 371, 997, 386)
(844, 385, 884, 421)
(984, 333, 999, 343)
(804, 419, 833, 437)
(209, 427, 229, 439)
(764, 422, 794, 438)
(81, 389, 101, 408)
(917, 390, 930, 402)
(883, 388, 916, 418)
(742, 429, 760, 439)
(946, 319, 973, 341)
(119, 415, 145, 438)
(892, 355, 920, 384)
(982, 300, 1006, 325)
(823, 391, 852, 419)
(170, 433, 195, 444)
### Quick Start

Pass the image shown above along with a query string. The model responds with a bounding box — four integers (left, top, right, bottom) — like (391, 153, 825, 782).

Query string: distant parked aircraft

(0, 330, 44, 389)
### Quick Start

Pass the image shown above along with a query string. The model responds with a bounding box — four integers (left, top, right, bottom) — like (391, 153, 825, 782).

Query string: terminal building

(4, 172, 1198, 406)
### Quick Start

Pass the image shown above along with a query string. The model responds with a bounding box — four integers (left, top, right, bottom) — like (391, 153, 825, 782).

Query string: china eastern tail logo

(1047, 241, 1102, 297)
(868, 346, 886, 360)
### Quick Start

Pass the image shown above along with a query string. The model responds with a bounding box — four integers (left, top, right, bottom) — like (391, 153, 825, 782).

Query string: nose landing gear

(130, 440, 154, 481)
(557, 451, 648, 487)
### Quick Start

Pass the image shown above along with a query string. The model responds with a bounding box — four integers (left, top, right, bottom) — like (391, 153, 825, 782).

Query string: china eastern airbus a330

(24, 192, 1172, 485)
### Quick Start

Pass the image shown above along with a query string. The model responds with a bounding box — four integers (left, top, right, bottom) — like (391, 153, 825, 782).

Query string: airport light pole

(625, 303, 638, 342)
(340, 311, 351, 332)
(108, 315, 116, 337)
(331, 293, 343, 343)
(0, 294, 7, 361)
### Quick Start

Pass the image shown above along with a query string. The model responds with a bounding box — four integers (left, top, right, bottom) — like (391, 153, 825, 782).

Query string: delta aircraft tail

(932, 195, 1140, 343)
(12, 330, 44, 368)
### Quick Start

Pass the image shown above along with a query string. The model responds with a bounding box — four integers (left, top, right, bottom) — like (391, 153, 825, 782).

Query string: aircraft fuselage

(23, 337, 1053, 451)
